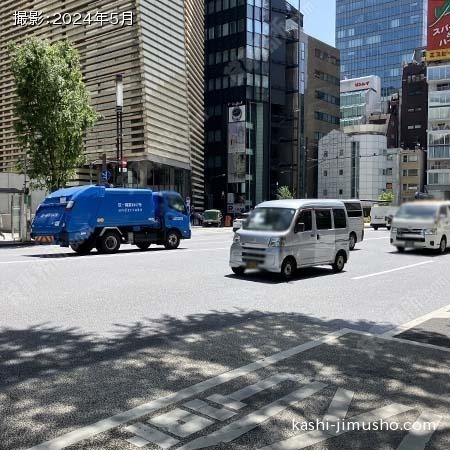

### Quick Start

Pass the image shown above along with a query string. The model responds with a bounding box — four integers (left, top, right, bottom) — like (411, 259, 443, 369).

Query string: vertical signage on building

(427, 0, 450, 61)
(227, 106, 247, 213)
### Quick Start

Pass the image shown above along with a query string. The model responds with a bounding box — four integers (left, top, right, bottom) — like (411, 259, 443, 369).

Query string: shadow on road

(225, 267, 345, 284)
(1, 311, 450, 449)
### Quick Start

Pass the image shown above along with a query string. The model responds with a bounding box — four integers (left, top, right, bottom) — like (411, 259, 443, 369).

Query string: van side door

(313, 208, 335, 263)
(293, 208, 315, 267)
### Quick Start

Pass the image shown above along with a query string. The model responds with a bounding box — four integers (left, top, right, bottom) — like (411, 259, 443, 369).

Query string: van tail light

(66, 200, 75, 210)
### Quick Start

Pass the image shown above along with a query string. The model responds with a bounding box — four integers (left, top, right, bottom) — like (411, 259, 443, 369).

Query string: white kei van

(391, 201, 450, 253)
(230, 199, 350, 280)
(342, 200, 364, 250)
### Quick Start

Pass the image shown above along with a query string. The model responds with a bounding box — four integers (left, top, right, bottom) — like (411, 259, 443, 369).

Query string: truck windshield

(396, 204, 438, 219)
(243, 208, 295, 231)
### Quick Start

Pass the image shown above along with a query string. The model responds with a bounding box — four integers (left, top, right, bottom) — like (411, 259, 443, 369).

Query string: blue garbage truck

(31, 186, 191, 254)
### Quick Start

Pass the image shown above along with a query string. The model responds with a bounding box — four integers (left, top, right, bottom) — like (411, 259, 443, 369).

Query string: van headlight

(268, 237, 284, 247)
(233, 234, 241, 244)
(424, 228, 437, 235)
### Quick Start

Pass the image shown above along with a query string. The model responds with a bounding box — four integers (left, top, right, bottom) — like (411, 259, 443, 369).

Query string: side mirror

(295, 223, 305, 233)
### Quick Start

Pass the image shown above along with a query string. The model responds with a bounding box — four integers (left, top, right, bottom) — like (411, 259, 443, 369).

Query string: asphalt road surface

(1, 227, 450, 449)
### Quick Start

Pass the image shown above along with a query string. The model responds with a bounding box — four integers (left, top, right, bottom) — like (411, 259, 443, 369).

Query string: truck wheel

(136, 242, 151, 251)
(164, 230, 180, 250)
(396, 246, 405, 253)
(97, 231, 121, 254)
(280, 257, 296, 281)
(71, 239, 94, 255)
(349, 233, 356, 251)
(332, 252, 346, 273)
(231, 267, 246, 276)
(373, 226, 378, 231)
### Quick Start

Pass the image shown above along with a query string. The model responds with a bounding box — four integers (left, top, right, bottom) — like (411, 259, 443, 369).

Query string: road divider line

(364, 237, 389, 241)
(352, 261, 434, 280)
(382, 303, 450, 337)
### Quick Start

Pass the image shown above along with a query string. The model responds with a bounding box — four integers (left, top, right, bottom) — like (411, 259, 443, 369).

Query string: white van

(370, 205, 398, 230)
(342, 200, 364, 250)
(390, 201, 450, 253)
(230, 199, 350, 280)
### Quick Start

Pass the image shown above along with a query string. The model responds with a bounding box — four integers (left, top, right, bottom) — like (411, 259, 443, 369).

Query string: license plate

(246, 261, 258, 269)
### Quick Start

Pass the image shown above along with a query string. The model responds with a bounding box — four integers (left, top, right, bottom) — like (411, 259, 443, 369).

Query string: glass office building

(336, 0, 427, 98)
(205, 0, 302, 211)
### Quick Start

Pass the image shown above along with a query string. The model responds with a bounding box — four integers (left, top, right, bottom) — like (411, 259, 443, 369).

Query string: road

(1, 227, 450, 449)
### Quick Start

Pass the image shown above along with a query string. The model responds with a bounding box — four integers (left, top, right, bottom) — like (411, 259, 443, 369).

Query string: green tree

(10, 38, 100, 192)
(277, 185, 294, 200)
(378, 191, 394, 204)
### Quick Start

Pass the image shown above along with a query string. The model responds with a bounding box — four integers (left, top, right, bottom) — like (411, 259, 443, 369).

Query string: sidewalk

(0, 231, 35, 247)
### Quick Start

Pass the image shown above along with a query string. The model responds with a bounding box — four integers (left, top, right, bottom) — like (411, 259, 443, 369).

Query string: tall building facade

(204, 0, 302, 212)
(0, 0, 204, 206)
(300, 32, 340, 198)
(400, 57, 428, 151)
(336, 0, 427, 98)
(318, 127, 399, 202)
(340, 75, 382, 127)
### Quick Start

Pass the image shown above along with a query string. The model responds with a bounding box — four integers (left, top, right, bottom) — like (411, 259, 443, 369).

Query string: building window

(339, 169, 344, 175)
(323, 170, 328, 177)
(338, 189, 343, 195)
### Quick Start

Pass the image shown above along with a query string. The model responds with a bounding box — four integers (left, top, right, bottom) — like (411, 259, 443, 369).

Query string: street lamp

(115, 74, 124, 186)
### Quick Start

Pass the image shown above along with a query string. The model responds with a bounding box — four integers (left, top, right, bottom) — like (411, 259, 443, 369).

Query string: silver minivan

(230, 199, 350, 280)
(391, 201, 450, 253)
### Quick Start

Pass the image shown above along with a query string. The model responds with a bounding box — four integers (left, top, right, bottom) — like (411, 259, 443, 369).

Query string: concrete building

(426, 64, 450, 199)
(318, 127, 399, 202)
(399, 148, 426, 203)
(336, 0, 427, 98)
(340, 76, 382, 127)
(300, 32, 340, 198)
(0, 0, 204, 206)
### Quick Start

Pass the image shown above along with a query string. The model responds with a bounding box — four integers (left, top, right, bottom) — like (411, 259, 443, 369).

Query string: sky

(288, 0, 336, 47)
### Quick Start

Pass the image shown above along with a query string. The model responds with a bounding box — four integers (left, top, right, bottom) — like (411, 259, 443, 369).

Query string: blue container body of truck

(31, 186, 191, 254)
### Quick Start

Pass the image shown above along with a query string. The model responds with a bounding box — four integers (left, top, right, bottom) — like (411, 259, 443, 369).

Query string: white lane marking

(382, 303, 450, 337)
(27, 330, 349, 450)
(364, 237, 389, 241)
(178, 383, 327, 450)
(0, 247, 229, 266)
(397, 411, 442, 450)
(322, 388, 354, 424)
(352, 261, 434, 280)
(125, 423, 178, 449)
(149, 408, 213, 438)
(264, 403, 417, 450)
(0, 260, 35, 265)
(340, 327, 450, 354)
(184, 399, 236, 421)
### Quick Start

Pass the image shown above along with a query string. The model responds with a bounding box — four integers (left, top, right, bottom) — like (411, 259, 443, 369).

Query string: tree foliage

(277, 185, 294, 200)
(10, 38, 100, 192)
(378, 191, 394, 204)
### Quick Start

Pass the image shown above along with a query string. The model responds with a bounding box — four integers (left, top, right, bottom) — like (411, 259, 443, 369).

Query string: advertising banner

(427, 0, 450, 61)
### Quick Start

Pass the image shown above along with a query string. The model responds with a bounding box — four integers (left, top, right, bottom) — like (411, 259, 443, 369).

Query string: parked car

(203, 209, 223, 227)
(390, 201, 450, 253)
(230, 199, 350, 280)
(233, 212, 250, 232)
